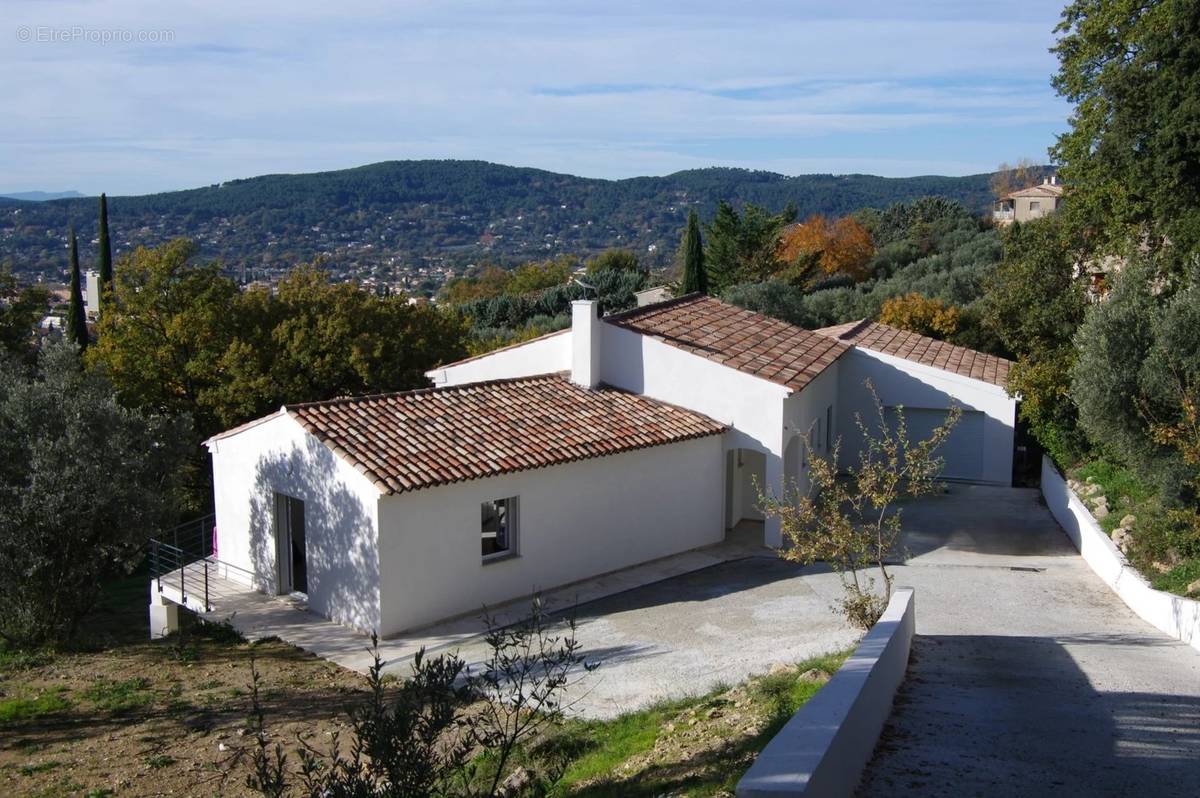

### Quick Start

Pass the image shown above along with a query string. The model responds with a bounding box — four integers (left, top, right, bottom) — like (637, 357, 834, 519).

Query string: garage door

(885, 407, 985, 482)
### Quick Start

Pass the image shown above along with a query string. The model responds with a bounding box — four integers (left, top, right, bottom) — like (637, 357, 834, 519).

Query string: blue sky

(3, 1, 1070, 195)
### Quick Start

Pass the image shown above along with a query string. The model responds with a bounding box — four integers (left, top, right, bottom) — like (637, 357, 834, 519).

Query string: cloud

(0, 1, 1069, 194)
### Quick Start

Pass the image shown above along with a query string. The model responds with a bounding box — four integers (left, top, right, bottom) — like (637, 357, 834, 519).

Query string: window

(1029, 200, 1041, 212)
(825, 406, 833, 452)
(481, 496, 519, 560)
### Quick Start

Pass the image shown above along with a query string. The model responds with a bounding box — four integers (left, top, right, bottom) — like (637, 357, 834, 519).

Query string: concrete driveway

(452, 552, 859, 718)
(859, 485, 1200, 797)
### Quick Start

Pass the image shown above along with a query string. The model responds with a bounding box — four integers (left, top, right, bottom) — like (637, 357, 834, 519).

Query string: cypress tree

(97, 193, 113, 289)
(680, 209, 707, 295)
(66, 229, 88, 350)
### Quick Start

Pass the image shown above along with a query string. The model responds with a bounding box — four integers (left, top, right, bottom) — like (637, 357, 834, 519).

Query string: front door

(274, 493, 308, 595)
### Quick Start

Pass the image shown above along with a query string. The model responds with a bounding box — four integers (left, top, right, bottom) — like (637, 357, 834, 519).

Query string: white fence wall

(736, 587, 916, 797)
(1041, 455, 1200, 652)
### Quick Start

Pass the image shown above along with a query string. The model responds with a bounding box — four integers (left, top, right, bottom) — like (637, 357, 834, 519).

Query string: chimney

(571, 300, 600, 388)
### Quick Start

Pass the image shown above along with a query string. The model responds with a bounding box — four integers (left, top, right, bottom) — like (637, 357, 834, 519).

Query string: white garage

(818, 320, 1017, 487)
(886, 406, 987, 482)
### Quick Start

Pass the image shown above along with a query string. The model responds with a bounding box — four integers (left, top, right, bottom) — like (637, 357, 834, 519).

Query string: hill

(0, 160, 1005, 286)
(0, 190, 85, 202)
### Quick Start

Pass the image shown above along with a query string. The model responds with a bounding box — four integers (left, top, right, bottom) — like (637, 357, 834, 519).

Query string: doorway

(274, 493, 308, 596)
(724, 448, 765, 529)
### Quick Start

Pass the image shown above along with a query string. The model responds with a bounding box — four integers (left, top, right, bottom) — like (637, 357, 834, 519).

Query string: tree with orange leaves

(879, 292, 960, 339)
(778, 215, 874, 283)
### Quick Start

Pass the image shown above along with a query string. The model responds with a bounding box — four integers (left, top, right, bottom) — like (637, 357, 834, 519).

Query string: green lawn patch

(83, 677, 154, 714)
(0, 644, 55, 672)
(534, 649, 850, 797)
(0, 688, 71, 723)
(18, 760, 61, 776)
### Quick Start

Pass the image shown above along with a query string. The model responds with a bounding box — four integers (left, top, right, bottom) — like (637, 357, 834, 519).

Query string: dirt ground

(0, 574, 369, 798)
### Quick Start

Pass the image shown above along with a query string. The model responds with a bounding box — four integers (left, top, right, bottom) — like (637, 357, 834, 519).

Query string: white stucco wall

(835, 348, 1016, 486)
(598, 321, 793, 544)
(782, 363, 840, 498)
(428, 330, 571, 387)
(375, 434, 724, 635)
(207, 414, 384, 633)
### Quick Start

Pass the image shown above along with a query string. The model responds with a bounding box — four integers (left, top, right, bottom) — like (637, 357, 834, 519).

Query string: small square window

(1030, 201, 1041, 211)
(482, 496, 519, 560)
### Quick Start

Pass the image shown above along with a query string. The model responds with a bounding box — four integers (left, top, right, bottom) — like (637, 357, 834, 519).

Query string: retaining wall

(1041, 454, 1200, 652)
(736, 586, 916, 797)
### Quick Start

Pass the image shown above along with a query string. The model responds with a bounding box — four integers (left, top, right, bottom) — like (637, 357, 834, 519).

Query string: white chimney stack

(571, 300, 600, 388)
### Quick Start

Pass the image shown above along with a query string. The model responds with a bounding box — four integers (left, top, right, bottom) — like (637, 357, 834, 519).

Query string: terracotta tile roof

(606, 294, 850, 392)
(1004, 183, 1065, 200)
(285, 373, 726, 494)
(815, 320, 1012, 388)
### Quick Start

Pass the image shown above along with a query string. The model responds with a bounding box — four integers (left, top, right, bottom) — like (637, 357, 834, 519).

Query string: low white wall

(428, 330, 570, 387)
(1041, 455, 1200, 652)
(377, 434, 725, 635)
(737, 587, 916, 798)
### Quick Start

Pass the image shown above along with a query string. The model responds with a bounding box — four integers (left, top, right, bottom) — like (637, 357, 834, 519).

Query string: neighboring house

(993, 176, 1064, 225)
(84, 270, 100, 320)
(634, 285, 673, 306)
(185, 295, 1017, 637)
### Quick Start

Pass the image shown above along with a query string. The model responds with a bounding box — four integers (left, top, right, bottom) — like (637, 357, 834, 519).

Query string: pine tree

(97, 193, 113, 289)
(66, 229, 88, 350)
(680, 209, 707, 295)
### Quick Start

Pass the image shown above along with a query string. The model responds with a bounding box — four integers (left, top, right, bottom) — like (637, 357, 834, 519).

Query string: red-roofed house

(161, 294, 1017, 639)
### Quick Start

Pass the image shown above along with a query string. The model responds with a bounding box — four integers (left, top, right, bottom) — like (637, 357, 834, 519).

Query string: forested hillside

(0, 160, 1005, 280)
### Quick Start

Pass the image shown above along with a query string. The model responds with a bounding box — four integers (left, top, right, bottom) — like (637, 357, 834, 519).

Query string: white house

(182, 294, 1017, 637)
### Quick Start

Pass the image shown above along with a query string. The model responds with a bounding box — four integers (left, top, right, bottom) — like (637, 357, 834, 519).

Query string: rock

(1111, 528, 1131, 553)
(1120, 514, 1137, 528)
(1093, 503, 1109, 520)
(1081, 483, 1102, 497)
(767, 662, 794, 677)
(218, 742, 228, 752)
(1151, 561, 1173, 574)
(1187, 578, 1200, 596)
(498, 767, 532, 798)
(797, 668, 830, 684)
(1086, 476, 1097, 484)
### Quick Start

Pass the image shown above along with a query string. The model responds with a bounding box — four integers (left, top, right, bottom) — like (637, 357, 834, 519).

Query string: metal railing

(149, 513, 216, 613)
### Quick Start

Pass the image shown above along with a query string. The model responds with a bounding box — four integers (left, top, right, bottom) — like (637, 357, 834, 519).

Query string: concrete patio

(177, 521, 784, 679)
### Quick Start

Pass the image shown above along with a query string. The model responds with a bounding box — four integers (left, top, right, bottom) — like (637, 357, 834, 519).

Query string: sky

(2, 1, 1071, 196)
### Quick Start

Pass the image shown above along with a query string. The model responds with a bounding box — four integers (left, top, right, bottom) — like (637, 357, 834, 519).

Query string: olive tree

(760, 381, 960, 628)
(0, 343, 190, 647)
